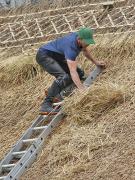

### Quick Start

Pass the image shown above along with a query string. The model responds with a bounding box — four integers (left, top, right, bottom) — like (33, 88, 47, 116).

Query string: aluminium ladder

(0, 66, 103, 180)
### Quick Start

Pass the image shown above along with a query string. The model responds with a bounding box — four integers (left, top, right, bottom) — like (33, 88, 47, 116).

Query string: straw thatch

(0, 54, 42, 88)
(63, 83, 127, 125)
(20, 36, 135, 179)
(0, 0, 96, 17)
(0, 31, 135, 179)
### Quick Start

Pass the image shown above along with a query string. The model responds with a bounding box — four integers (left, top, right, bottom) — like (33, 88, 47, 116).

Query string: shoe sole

(39, 111, 59, 115)
(45, 90, 62, 103)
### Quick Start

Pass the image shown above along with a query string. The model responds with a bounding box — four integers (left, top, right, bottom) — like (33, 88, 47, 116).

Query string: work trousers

(36, 50, 84, 101)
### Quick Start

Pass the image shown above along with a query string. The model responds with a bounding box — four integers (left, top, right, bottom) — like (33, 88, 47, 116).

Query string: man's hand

(83, 49, 106, 69)
(78, 85, 87, 91)
(95, 61, 106, 69)
(67, 60, 85, 90)
(73, 85, 87, 95)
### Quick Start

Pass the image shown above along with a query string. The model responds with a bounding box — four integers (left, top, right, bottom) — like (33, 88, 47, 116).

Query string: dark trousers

(36, 50, 84, 102)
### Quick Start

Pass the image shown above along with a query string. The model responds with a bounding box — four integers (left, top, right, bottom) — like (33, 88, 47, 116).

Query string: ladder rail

(5, 112, 64, 180)
(0, 115, 46, 169)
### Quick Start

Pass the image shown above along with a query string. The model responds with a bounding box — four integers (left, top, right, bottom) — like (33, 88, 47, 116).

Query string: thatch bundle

(64, 83, 126, 125)
(0, 55, 42, 88)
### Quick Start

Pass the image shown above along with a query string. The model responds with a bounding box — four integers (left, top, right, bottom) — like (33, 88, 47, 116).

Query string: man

(36, 27, 105, 115)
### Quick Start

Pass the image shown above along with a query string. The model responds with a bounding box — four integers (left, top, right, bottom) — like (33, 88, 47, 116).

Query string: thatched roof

(0, 32, 135, 179)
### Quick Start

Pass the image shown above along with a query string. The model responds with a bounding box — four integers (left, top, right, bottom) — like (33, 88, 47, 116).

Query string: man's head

(77, 27, 95, 48)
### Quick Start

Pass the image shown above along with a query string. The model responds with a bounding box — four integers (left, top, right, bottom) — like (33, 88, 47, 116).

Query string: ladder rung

(12, 151, 27, 156)
(102, 1, 114, 5)
(0, 176, 7, 180)
(33, 126, 48, 130)
(53, 102, 63, 106)
(2, 163, 15, 168)
(22, 138, 37, 143)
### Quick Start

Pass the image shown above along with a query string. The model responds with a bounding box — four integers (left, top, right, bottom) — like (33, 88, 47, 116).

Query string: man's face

(79, 39, 89, 49)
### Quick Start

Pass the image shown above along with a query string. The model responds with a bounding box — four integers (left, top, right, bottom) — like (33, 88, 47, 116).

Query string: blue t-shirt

(39, 32, 82, 61)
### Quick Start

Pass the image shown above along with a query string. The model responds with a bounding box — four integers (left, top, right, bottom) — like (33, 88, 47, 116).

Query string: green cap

(77, 27, 95, 45)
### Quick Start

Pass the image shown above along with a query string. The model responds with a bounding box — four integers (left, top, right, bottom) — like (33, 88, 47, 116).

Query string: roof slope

(0, 34, 134, 179)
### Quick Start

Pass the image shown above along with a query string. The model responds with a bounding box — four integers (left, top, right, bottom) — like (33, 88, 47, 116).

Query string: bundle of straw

(64, 82, 126, 125)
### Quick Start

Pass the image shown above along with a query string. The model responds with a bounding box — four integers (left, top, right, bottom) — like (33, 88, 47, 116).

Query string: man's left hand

(95, 61, 106, 69)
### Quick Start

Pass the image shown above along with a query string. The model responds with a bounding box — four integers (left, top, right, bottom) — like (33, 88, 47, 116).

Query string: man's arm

(67, 60, 85, 90)
(83, 48, 106, 67)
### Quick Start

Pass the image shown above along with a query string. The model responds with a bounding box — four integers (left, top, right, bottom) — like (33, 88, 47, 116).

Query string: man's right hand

(67, 60, 84, 88)
(78, 85, 87, 91)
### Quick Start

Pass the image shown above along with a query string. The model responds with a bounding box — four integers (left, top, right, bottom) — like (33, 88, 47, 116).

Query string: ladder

(0, 66, 103, 180)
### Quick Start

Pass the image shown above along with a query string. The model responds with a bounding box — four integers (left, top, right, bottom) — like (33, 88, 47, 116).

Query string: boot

(45, 90, 63, 103)
(39, 81, 62, 115)
(39, 101, 60, 115)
